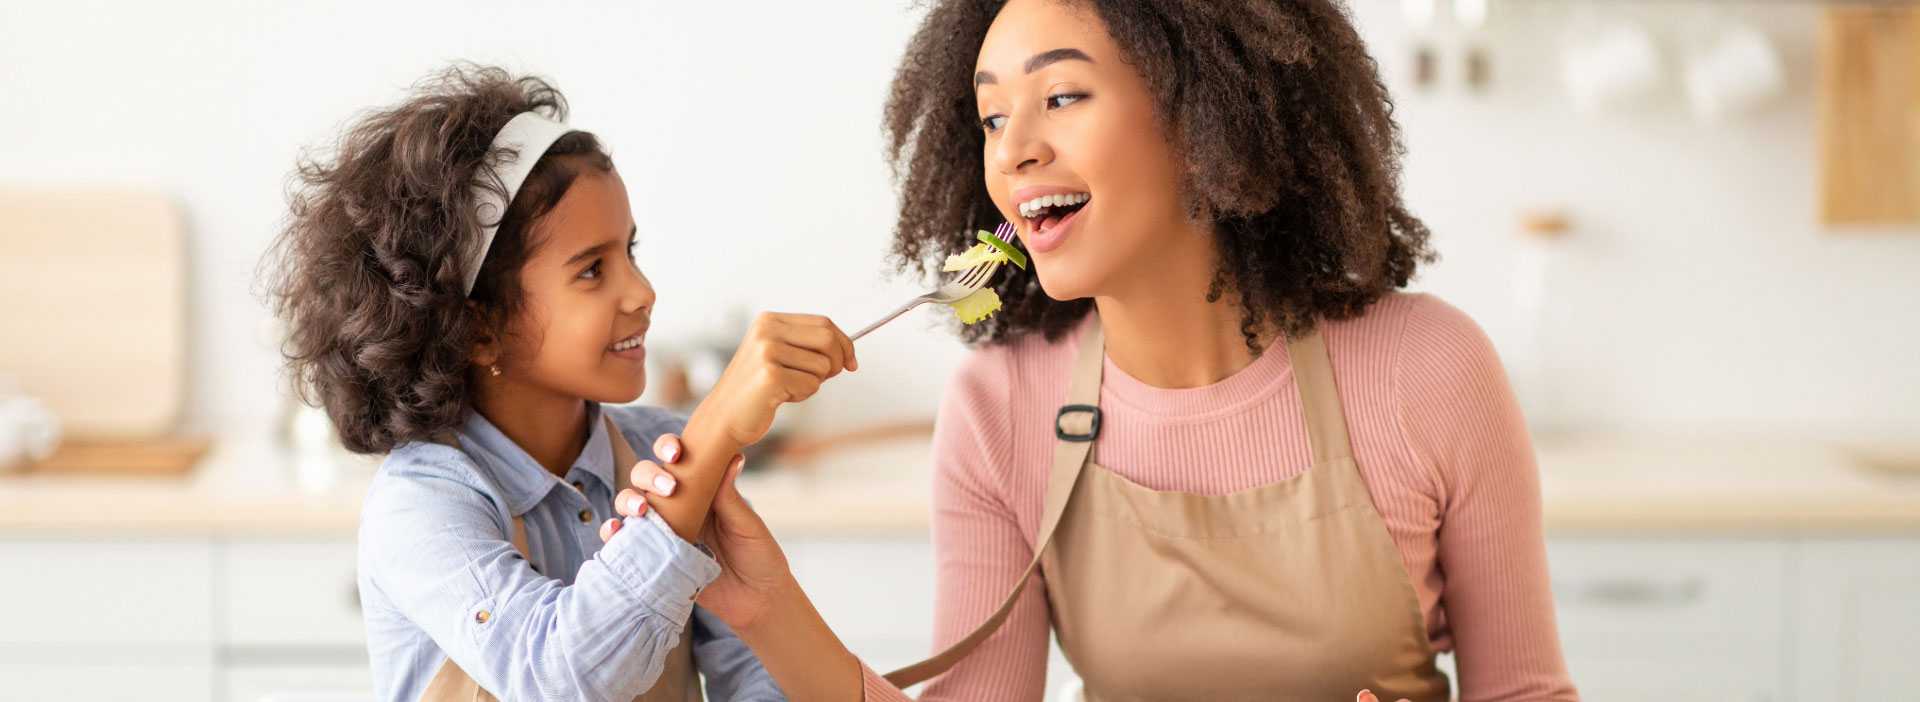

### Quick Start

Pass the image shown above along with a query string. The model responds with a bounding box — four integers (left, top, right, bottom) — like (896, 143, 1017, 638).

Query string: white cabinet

(1547, 538, 1792, 702)
(220, 539, 365, 647)
(0, 539, 214, 646)
(0, 661, 214, 702)
(224, 664, 375, 702)
(0, 535, 368, 702)
(1791, 539, 1920, 702)
(786, 535, 937, 674)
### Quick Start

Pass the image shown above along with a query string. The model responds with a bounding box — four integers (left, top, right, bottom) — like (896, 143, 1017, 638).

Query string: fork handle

(851, 297, 930, 341)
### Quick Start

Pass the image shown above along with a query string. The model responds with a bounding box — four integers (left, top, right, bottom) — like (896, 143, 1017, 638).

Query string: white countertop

(2, 434, 1916, 537)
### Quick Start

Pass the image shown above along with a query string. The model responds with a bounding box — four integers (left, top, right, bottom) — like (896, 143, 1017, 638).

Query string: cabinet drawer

(225, 663, 375, 702)
(0, 538, 213, 645)
(0, 661, 213, 702)
(1546, 537, 1788, 638)
(1546, 538, 1790, 701)
(220, 538, 365, 647)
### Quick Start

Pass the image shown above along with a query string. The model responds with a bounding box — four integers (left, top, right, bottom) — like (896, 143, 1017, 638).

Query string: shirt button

(571, 480, 586, 493)
(578, 509, 593, 523)
(475, 610, 490, 623)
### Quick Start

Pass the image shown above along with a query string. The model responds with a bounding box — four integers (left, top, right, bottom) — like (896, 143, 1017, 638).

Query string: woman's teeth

(1017, 192, 1090, 219)
(612, 335, 644, 351)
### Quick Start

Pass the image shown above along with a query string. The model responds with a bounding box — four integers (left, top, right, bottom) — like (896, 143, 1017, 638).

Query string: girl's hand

(604, 434, 794, 632)
(692, 312, 856, 451)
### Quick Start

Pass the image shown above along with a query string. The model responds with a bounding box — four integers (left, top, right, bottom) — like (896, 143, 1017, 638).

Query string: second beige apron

(420, 416, 703, 702)
(887, 315, 1450, 701)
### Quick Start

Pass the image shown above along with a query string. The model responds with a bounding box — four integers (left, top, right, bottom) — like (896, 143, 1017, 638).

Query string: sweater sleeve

(1394, 297, 1579, 702)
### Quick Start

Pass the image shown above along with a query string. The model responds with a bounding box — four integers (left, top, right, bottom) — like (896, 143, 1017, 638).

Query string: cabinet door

(785, 536, 937, 674)
(220, 538, 365, 648)
(0, 538, 213, 645)
(1547, 538, 1790, 702)
(1792, 538, 1920, 702)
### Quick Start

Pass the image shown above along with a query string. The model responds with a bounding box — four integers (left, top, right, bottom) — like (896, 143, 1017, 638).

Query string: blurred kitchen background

(2, 0, 1917, 700)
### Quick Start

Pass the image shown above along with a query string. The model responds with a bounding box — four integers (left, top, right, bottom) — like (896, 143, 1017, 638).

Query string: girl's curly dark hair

(265, 64, 612, 454)
(884, 0, 1434, 348)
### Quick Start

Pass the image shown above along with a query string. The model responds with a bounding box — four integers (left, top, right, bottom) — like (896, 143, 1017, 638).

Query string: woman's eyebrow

(975, 47, 1095, 87)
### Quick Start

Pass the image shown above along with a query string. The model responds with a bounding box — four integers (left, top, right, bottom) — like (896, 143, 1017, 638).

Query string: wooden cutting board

(20, 436, 211, 476)
(0, 189, 187, 438)
(1818, 6, 1920, 227)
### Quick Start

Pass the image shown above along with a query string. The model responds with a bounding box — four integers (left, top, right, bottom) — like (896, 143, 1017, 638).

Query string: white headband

(464, 111, 579, 295)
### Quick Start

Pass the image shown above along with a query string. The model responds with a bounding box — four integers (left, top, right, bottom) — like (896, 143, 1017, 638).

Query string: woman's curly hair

(265, 64, 612, 454)
(884, 0, 1434, 348)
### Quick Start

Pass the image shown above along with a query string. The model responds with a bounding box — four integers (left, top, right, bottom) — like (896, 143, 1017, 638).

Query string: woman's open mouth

(1018, 192, 1090, 235)
(1016, 191, 1089, 254)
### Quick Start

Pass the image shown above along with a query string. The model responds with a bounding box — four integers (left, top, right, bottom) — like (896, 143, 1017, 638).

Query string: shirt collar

(457, 402, 618, 516)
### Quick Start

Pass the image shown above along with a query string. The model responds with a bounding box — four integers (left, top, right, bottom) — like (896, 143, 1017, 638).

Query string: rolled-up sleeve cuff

(599, 510, 722, 625)
(861, 661, 915, 702)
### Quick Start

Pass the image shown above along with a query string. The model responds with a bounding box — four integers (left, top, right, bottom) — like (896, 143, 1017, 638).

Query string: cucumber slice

(977, 229, 1028, 269)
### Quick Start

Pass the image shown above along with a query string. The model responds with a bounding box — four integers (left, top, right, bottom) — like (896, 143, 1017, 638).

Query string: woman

(608, 0, 1578, 699)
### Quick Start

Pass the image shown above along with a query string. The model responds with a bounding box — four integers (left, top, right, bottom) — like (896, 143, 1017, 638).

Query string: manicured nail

(660, 442, 680, 463)
(627, 495, 645, 514)
(653, 474, 677, 495)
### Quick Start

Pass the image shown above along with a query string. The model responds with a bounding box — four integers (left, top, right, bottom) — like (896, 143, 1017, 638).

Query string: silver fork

(851, 224, 1015, 341)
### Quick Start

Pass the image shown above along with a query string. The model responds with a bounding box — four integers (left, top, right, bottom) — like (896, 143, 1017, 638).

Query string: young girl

(267, 64, 856, 701)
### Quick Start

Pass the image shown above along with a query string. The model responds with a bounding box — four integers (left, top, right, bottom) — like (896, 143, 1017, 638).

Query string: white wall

(1, 0, 1913, 446)
(1357, 1, 1920, 443)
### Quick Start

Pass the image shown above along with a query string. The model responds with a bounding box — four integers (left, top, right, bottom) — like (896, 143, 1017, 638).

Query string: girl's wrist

(682, 406, 746, 462)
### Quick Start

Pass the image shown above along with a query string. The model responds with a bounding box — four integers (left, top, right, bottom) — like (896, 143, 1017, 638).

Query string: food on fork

(942, 228, 1028, 272)
(941, 225, 1023, 325)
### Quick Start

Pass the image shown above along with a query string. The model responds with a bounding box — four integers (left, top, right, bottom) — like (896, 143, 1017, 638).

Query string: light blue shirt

(358, 402, 783, 701)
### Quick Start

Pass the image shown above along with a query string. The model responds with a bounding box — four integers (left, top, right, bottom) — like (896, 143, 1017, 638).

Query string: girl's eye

(1047, 93, 1086, 109)
(980, 114, 1006, 133)
(627, 238, 639, 261)
(581, 261, 602, 280)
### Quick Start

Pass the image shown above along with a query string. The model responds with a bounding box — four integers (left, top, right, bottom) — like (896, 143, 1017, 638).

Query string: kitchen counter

(2, 435, 1917, 536)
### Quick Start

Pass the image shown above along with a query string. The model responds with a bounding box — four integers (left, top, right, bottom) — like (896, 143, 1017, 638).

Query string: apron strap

(1285, 327, 1352, 464)
(606, 415, 639, 494)
(883, 315, 1107, 689)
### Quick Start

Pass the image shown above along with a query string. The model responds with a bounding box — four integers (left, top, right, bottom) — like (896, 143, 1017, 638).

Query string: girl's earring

(489, 364, 502, 377)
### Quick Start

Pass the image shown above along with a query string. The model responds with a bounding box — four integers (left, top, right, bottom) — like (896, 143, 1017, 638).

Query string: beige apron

(887, 316, 1450, 701)
(421, 416, 703, 702)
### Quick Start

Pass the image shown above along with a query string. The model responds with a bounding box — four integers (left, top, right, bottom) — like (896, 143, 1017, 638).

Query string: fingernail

(627, 495, 645, 513)
(661, 442, 680, 463)
(653, 474, 676, 495)
(730, 455, 746, 476)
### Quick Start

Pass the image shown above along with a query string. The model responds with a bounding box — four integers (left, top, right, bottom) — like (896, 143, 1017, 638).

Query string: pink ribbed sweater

(859, 292, 1578, 701)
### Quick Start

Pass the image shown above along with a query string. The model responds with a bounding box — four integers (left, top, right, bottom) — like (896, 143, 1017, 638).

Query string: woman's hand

(693, 312, 856, 450)
(603, 434, 794, 632)
(608, 434, 864, 700)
